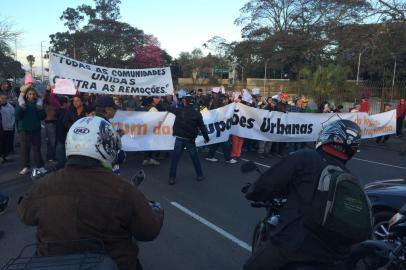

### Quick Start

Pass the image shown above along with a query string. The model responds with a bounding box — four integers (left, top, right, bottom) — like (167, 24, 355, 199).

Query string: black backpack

(314, 165, 373, 244)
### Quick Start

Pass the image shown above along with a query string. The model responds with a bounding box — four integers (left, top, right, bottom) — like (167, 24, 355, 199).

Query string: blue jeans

(207, 141, 231, 161)
(45, 122, 57, 161)
(55, 141, 66, 169)
(169, 137, 203, 178)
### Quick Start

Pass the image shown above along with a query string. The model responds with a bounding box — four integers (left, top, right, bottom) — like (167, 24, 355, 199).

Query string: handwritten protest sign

(54, 79, 77, 95)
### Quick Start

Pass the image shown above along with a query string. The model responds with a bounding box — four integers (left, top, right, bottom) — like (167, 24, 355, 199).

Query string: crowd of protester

(0, 79, 405, 175)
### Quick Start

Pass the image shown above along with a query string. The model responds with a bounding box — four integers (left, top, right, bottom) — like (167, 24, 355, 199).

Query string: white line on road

(215, 151, 406, 170)
(352, 157, 406, 170)
(215, 151, 271, 168)
(170, 201, 252, 252)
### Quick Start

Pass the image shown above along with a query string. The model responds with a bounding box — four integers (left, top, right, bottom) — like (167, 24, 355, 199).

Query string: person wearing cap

(95, 95, 118, 121)
(167, 95, 209, 185)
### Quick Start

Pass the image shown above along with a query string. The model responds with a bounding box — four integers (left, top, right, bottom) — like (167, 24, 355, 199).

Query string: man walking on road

(168, 95, 209, 185)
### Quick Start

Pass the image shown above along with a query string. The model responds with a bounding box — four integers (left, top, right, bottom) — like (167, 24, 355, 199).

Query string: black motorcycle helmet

(316, 119, 361, 160)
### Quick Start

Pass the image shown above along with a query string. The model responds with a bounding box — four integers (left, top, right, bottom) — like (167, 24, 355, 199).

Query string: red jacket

(360, 100, 369, 113)
(397, 103, 406, 119)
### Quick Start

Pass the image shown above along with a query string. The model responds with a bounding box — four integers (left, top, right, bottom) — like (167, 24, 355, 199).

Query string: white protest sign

(54, 79, 77, 95)
(111, 103, 397, 151)
(49, 52, 174, 96)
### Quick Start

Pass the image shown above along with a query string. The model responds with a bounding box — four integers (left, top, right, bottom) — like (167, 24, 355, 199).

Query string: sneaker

(205, 157, 218, 162)
(142, 159, 149, 166)
(168, 177, 176, 185)
(226, 159, 238, 164)
(19, 167, 30, 175)
(149, 158, 160, 166)
(196, 175, 205, 181)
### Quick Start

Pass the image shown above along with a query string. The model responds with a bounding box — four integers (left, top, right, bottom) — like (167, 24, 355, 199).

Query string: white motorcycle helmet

(66, 116, 122, 169)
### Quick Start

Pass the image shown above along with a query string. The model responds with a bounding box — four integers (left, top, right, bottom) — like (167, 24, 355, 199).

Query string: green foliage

(300, 64, 354, 104)
(49, 0, 144, 68)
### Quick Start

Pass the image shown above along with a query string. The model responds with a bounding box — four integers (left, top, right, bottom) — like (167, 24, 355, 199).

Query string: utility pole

(40, 41, 44, 82)
(391, 55, 397, 101)
(264, 59, 269, 93)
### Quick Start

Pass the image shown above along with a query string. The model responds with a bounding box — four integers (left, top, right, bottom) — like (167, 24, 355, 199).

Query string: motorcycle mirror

(130, 170, 146, 187)
(400, 204, 406, 215)
(240, 161, 257, 173)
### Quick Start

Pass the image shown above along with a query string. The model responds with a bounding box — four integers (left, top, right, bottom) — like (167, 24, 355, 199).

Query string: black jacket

(63, 107, 86, 135)
(246, 149, 351, 263)
(169, 106, 209, 142)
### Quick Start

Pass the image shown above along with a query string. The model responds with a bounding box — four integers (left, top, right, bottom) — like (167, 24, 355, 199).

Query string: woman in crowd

(0, 93, 15, 163)
(15, 87, 46, 175)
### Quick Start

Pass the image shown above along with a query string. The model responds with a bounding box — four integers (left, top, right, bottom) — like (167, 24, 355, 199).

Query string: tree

(0, 17, 24, 80)
(300, 64, 353, 105)
(26, 55, 35, 74)
(49, 0, 144, 68)
(132, 35, 165, 68)
(234, 0, 370, 78)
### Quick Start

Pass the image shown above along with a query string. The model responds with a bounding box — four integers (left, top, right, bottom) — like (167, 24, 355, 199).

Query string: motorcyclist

(17, 116, 163, 270)
(243, 119, 370, 270)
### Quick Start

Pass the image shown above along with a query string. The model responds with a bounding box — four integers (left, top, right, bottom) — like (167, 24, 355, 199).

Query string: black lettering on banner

(260, 118, 270, 132)
(82, 81, 89, 89)
(75, 79, 83, 88)
(293, 124, 300, 134)
(226, 118, 233, 129)
(277, 118, 285, 134)
(285, 124, 291, 134)
(307, 124, 313, 134)
(129, 79, 135, 85)
(239, 116, 247, 128)
(246, 118, 255, 129)
(206, 123, 215, 134)
(300, 124, 308, 134)
(102, 84, 111, 92)
(161, 69, 166, 75)
(111, 69, 117, 76)
(90, 82, 97, 90)
(118, 86, 125, 93)
(66, 59, 71, 65)
(271, 122, 276, 133)
(232, 113, 239, 125)
(59, 57, 65, 64)
(214, 121, 226, 137)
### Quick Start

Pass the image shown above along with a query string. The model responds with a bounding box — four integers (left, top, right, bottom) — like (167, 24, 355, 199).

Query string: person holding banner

(396, 98, 406, 136)
(167, 95, 209, 185)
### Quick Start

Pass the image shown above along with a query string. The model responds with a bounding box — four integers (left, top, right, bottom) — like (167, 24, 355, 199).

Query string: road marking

(352, 157, 406, 170)
(215, 151, 406, 170)
(215, 151, 271, 168)
(170, 201, 252, 252)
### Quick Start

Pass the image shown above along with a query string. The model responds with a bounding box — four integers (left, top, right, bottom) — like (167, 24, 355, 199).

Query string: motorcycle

(241, 161, 345, 270)
(2, 169, 159, 270)
(346, 204, 406, 270)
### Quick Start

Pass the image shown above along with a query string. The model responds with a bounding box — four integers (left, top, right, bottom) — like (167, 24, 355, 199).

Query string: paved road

(0, 138, 405, 270)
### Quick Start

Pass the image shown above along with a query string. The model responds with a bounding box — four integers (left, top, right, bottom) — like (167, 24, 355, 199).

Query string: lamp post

(391, 54, 397, 101)
(356, 47, 368, 85)
(264, 59, 269, 92)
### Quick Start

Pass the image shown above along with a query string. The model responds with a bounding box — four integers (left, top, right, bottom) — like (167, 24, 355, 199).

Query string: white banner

(49, 53, 174, 96)
(111, 103, 397, 151)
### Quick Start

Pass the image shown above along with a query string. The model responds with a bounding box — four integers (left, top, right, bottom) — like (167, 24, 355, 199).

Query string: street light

(356, 47, 368, 85)
(391, 54, 397, 101)
(264, 59, 269, 93)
